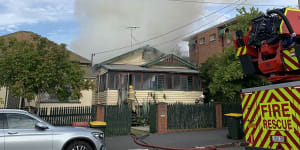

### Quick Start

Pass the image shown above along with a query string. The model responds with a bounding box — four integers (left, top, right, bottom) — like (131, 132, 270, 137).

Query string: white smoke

(69, 0, 249, 63)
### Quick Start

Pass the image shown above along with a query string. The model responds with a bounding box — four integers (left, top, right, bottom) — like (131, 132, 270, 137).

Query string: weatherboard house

(93, 45, 203, 105)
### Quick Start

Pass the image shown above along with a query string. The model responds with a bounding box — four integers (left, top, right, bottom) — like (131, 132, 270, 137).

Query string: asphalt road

(105, 129, 244, 150)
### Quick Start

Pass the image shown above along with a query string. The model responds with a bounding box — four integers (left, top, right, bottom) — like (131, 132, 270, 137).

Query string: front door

(0, 113, 4, 150)
(4, 113, 52, 150)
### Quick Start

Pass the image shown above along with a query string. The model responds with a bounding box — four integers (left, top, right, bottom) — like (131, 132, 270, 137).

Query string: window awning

(218, 28, 228, 35)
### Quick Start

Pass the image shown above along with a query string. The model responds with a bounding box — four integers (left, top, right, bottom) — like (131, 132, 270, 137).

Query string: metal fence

(221, 103, 242, 127)
(38, 106, 96, 126)
(104, 105, 131, 136)
(167, 103, 216, 129)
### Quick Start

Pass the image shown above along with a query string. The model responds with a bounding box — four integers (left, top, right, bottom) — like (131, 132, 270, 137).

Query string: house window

(226, 38, 231, 44)
(108, 72, 117, 90)
(194, 75, 201, 90)
(150, 75, 165, 90)
(166, 74, 172, 89)
(199, 38, 205, 45)
(188, 76, 193, 90)
(100, 73, 107, 91)
(156, 75, 165, 90)
(174, 75, 180, 90)
(134, 73, 141, 90)
(181, 76, 188, 90)
(209, 34, 216, 41)
(143, 73, 151, 89)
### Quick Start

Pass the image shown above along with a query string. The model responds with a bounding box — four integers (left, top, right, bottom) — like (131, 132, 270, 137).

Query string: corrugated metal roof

(102, 64, 199, 74)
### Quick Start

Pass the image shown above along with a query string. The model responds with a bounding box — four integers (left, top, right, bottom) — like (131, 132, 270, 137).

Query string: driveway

(105, 129, 244, 150)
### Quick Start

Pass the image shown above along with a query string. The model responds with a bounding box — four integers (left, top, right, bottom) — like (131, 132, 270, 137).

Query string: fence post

(96, 104, 105, 121)
(216, 103, 222, 129)
(157, 102, 168, 133)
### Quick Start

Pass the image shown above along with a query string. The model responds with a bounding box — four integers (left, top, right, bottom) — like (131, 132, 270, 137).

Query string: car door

(4, 112, 52, 150)
(0, 113, 4, 150)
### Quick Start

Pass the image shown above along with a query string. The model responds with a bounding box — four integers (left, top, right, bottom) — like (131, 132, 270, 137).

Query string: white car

(0, 109, 106, 150)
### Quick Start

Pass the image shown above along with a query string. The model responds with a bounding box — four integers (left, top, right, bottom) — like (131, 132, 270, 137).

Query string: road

(105, 129, 244, 150)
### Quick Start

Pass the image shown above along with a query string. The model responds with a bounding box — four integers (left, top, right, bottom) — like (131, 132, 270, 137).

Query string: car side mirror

(35, 122, 49, 130)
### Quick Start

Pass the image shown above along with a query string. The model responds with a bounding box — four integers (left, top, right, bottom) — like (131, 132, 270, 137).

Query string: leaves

(0, 36, 93, 103)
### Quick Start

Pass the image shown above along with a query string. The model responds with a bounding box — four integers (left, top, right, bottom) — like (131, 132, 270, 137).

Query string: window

(166, 74, 172, 89)
(210, 34, 216, 41)
(174, 75, 180, 90)
(199, 38, 205, 45)
(7, 113, 38, 129)
(181, 76, 188, 90)
(108, 72, 117, 89)
(156, 75, 165, 90)
(194, 75, 201, 90)
(143, 73, 151, 89)
(188, 76, 193, 90)
(150, 75, 165, 90)
(134, 73, 141, 90)
(100, 74, 107, 91)
(226, 38, 231, 44)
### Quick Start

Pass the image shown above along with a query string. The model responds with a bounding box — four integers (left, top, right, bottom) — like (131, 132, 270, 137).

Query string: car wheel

(66, 141, 93, 150)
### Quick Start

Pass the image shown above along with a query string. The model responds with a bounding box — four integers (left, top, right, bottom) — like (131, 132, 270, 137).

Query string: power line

(168, 0, 287, 7)
(93, 0, 241, 55)
(153, 0, 244, 48)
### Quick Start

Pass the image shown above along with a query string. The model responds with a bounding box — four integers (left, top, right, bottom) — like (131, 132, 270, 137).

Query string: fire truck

(234, 8, 300, 150)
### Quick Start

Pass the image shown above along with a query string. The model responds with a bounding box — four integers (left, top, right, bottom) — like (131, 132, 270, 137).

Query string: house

(93, 45, 203, 105)
(184, 18, 236, 65)
(0, 31, 97, 109)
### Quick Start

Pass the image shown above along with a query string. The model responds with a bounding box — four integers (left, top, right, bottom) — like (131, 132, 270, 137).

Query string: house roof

(183, 18, 236, 41)
(93, 45, 164, 72)
(0, 31, 94, 78)
(142, 54, 197, 69)
(0, 31, 91, 64)
(99, 45, 163, 65)
(102, 64, 199, 74)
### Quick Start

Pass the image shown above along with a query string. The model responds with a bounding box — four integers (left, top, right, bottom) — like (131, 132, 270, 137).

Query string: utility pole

(91, 53, 95, 67)
(299, 0, 300, 9)
(127, 26, 140, 48)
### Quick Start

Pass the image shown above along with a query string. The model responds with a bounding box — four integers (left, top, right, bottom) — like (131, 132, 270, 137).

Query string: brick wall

(196, 28, 223, 65)
(188, 23, 236, 65)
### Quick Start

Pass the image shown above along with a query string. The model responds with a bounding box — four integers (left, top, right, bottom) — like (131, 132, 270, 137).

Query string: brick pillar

(157, 102, 168, 133)
(96, 104, 105, 121)
(216, 104, 222, 128)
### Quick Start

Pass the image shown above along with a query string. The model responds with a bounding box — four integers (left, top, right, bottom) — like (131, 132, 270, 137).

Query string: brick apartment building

(185, 18, 236, 65)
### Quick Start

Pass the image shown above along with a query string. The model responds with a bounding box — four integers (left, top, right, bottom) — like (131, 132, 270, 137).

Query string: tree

(0, 36, 93, 108)
(228, 7, 264, 35)
(200, 7, 269, 103)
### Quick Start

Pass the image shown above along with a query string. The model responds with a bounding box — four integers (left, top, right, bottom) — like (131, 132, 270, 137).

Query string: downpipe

(130, 133, 216, 150)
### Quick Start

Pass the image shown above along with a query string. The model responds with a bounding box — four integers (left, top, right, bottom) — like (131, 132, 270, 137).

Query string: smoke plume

(70, 0, 237, 63)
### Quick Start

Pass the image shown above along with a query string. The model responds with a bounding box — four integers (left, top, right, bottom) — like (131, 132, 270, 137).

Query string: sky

(0, 0, 298, 63)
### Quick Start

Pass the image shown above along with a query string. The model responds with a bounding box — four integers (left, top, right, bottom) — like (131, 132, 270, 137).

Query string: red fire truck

(235, 8, 300, 150)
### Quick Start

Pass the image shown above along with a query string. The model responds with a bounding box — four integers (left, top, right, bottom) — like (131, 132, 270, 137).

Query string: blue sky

(0, 0, 77, 45)
(0, 0, 298, 61)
